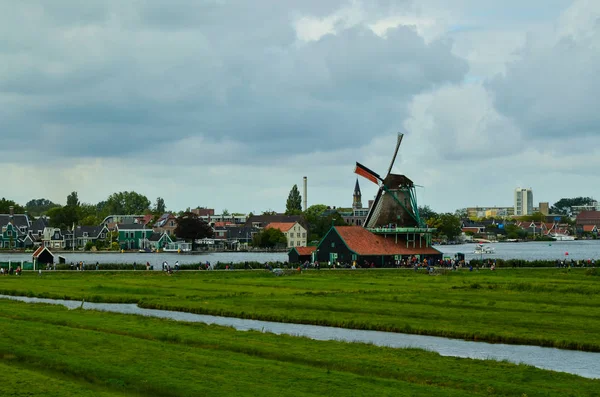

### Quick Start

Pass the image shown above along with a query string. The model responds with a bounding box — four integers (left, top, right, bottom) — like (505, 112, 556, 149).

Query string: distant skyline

(1, 1, 599, 214)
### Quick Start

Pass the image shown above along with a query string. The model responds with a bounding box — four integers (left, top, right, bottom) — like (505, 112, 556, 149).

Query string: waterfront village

(1, 181, 600, 266)
(0, 133, 598, 268)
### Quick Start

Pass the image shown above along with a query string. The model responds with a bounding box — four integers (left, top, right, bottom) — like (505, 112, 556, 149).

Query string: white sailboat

(473, 243, 495, 254)
(549, 233, 575, 241)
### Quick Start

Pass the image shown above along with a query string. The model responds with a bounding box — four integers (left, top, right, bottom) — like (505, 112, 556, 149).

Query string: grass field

(1, 300, 599, 396)
(1, 268, 599, 351)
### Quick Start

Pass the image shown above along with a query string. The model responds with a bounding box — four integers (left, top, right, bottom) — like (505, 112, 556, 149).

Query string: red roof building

(576, 211, 600, 226)
(295, 226, 441, 267)
(288, 246, 317, 263)
(582, 225, 598, 233)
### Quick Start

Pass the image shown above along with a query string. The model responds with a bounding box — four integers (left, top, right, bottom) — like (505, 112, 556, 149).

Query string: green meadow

(0, 268, 599, 351)
(1, 300, 599, 396)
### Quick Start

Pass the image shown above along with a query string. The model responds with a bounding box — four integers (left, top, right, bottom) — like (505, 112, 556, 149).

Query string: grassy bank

(0, 269, 599, 351)
(0, 301, 598, 396)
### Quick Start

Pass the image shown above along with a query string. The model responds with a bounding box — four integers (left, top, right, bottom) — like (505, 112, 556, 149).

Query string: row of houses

(460, 218, 572, 241)
(209, 217, 309, 249)
(0, 206, 311, 250)
(0, 208, 176, 250)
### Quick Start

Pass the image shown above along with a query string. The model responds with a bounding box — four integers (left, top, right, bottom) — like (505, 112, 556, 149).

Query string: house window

(331, 242, 335, 248)
(7, 231, 11, 237)
(302, 233, 306, 238)
(290, 241, 294, 246)
(296, 233, 300, 238)
(170, 221, 174, 227)
(83, 232, 89, 237)
(101, 233, 106, 239)
(352, 254, 357, 261)
(297, 241, 301, 246)
(38, 231, 42, 237)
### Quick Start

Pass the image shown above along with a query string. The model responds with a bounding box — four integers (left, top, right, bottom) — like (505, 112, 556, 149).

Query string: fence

(0, 261, 34, 270)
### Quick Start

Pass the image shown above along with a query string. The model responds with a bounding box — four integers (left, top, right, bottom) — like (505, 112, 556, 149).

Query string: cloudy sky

(1, 0, 599, 214)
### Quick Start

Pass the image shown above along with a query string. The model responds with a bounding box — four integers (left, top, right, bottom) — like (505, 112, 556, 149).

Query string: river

(436, 240, 600, 261)
(2, 295, 598, 379)
(2, 240, 600, 265)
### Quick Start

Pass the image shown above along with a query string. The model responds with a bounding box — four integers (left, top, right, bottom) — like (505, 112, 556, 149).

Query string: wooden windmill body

(355, 133, 435, 248)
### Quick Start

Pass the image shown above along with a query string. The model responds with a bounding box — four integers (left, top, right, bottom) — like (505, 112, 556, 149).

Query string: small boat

(162, 242, 193, 253)
(473, 244, 495, 254)
(549, 233, 575, 241)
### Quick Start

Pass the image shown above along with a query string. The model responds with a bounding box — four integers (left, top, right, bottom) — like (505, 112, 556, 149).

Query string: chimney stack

(303, 176, 307, 212)
(9, 206, 13, 224)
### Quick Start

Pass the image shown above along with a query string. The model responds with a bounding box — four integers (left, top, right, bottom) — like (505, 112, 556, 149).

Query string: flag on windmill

(354, 162, 381, 185)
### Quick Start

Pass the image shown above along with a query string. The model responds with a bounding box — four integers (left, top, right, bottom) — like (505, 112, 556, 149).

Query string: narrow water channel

(2, 295, 598, 379)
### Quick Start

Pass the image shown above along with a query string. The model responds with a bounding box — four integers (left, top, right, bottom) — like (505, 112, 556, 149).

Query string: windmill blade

(386, 133, 404, 176)
(354, 162, 382, 185)
(364, 187, 384, 228)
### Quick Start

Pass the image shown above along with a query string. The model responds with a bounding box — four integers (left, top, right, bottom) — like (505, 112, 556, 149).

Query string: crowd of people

(0, 265, 22, 276)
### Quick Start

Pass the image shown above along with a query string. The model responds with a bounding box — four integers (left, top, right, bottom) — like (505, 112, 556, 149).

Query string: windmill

(354, 133, 424, 229)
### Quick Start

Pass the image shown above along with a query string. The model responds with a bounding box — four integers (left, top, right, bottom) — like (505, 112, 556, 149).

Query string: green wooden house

(0, 223, 25, 248)
(147, 232, 173, 251)
(117, 224, 153, 250)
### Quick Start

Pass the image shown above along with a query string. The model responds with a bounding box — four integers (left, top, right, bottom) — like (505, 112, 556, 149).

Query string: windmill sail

(386, 133, 403, 177)
(364, 187, 384, 228)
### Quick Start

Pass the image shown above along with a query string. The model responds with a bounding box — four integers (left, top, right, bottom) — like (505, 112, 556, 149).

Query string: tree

(154, 197, 166, 214)
(454, 208, 468, 218)
(285, 185, 302, 215)
(104, 191, 151, 215)
(429, 213, 462, 241)
(304, 204, 328, 221)
(0, 198, 25, 214)
(418, 205, 437, 221)
(252, 228, 287, 248)
(25, 198, 60, 216)
(66, 191, 80, 207)
(505, 223, 528, 240)
(518, 212, 546, 223)
(222, 209, 230, 216)
(80, 215, 100, 226)
(47, 206, 78, 229)
(174, 212, 214, 250)
(306, 210, 346, 242)
(550, 197, 595, 216)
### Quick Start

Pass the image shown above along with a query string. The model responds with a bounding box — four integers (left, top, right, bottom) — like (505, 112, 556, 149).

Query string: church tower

(352, 179, 362, 209)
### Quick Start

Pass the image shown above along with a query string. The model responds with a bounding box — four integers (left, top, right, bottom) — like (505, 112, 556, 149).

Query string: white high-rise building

(514, 188, 534, 216)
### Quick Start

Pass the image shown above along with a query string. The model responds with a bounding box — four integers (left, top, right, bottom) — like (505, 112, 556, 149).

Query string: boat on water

(162, 242, 193, 253)
(473, 244, 495, 254)
(549, 233, 576, 241)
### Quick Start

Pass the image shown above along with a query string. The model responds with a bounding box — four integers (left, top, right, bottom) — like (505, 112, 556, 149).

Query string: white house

(265, 222, 307, 248)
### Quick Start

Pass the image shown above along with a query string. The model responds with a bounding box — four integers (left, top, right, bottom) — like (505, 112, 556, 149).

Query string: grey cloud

(0, 1, 467, 162)
(488, 16, 600, 140)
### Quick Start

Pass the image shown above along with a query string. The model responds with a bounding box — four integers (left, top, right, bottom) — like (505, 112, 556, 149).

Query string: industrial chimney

(303, 176, 307, 212)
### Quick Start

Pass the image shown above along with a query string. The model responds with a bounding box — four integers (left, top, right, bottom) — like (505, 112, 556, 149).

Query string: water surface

(2, 294, 598, 379)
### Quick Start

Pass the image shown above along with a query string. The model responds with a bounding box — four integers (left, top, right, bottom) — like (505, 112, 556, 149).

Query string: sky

(1, 0, 599, 214)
